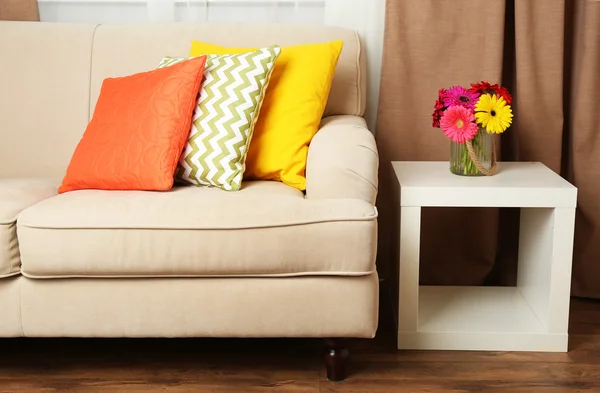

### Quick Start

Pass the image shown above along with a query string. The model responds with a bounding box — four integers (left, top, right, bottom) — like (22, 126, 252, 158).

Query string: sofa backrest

(0, 22, 96, 178)
(0, 21, 366, 179)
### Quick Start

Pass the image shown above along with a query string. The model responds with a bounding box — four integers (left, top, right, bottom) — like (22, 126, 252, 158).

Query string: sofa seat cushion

(0, 179, 59, 277)
(17, 181, 377, 278)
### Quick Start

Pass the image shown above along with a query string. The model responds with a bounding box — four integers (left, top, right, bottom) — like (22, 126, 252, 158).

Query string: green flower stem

(450, 128, 490, 176)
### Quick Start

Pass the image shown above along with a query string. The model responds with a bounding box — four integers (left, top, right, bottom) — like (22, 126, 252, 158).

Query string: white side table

(393, 161, 577, 352)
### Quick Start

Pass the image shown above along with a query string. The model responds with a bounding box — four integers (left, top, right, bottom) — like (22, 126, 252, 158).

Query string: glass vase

(449, 128, 493, 176)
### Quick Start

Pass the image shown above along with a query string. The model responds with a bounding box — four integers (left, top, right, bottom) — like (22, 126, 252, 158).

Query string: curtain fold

(569, 0, 600, 298)
(512, 0, 565, 171)
(377, 0, 507, 286)
(377, 0, 600, 298)
(0, 0, 39, 21)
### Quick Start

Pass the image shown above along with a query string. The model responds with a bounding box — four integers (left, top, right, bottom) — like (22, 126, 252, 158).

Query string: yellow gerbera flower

(475, 94, 513, 134)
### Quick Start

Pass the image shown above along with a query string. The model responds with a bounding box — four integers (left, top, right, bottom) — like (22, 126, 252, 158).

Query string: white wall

(38, 0, 384, 129)
(38, 1, 326, 24)
(324, 0, 385, 128)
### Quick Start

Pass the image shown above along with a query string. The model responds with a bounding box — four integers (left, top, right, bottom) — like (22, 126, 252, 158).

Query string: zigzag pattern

(158, 46, 280, 191)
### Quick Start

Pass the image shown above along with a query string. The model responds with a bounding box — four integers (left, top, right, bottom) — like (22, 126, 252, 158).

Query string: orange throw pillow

(58, 56, 207, 194)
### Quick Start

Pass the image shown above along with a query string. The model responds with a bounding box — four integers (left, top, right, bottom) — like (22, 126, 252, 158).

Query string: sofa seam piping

(20, 268, 378, 280)
(0, 272, 21, 279)
(0, 218, 17, 226)
(16, 213, 379, 231)
(354, 30, 362, 117)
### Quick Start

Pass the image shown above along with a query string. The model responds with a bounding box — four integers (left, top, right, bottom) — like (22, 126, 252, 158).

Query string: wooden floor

(1, 289, 599, 393)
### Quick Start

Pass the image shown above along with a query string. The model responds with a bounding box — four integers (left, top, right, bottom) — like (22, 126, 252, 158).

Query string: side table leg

(547, 208, 576, 334)
(517, 207, 576, 351)
(398, 206, 421, 349)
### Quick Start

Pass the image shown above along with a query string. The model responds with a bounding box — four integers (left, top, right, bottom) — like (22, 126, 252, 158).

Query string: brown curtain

(377, 0, 600, 298)
(0, 0, 39, 21)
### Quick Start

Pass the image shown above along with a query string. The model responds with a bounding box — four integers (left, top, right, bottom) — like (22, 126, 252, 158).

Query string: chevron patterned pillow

(158, 46, 281, 191)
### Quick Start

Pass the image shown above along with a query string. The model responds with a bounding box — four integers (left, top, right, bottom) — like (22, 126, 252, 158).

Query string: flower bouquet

(432, 82, 513, 176)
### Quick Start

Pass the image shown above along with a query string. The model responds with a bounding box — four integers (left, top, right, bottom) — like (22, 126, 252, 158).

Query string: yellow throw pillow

(190, 40, 343, 191)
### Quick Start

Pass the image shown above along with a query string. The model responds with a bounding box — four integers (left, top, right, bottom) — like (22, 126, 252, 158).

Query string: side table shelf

(393, 161, 577, 352)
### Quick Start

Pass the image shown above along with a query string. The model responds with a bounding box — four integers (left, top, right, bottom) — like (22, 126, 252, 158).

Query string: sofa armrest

(306, 115, 379, 204)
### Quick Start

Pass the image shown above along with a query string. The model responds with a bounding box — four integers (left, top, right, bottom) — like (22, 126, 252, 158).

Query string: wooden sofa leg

(324, 338, 349, 382)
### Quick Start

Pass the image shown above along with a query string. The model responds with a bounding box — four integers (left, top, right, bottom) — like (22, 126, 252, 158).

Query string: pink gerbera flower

(443, 85, 480, 110)
(440, 106, 478, 143)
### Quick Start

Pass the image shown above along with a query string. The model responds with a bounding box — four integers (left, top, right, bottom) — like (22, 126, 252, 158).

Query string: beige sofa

(0, 21, 379, 380)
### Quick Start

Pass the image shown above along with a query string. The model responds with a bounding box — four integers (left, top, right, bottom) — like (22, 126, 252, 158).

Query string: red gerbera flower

(495, 86, 513, 105)
(432, 88, 447, 128)
(469, 81, 498, 94)
(432, 107, 444, 128)
(435, 88, 447, 108)
(469, 81, 513, 105)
